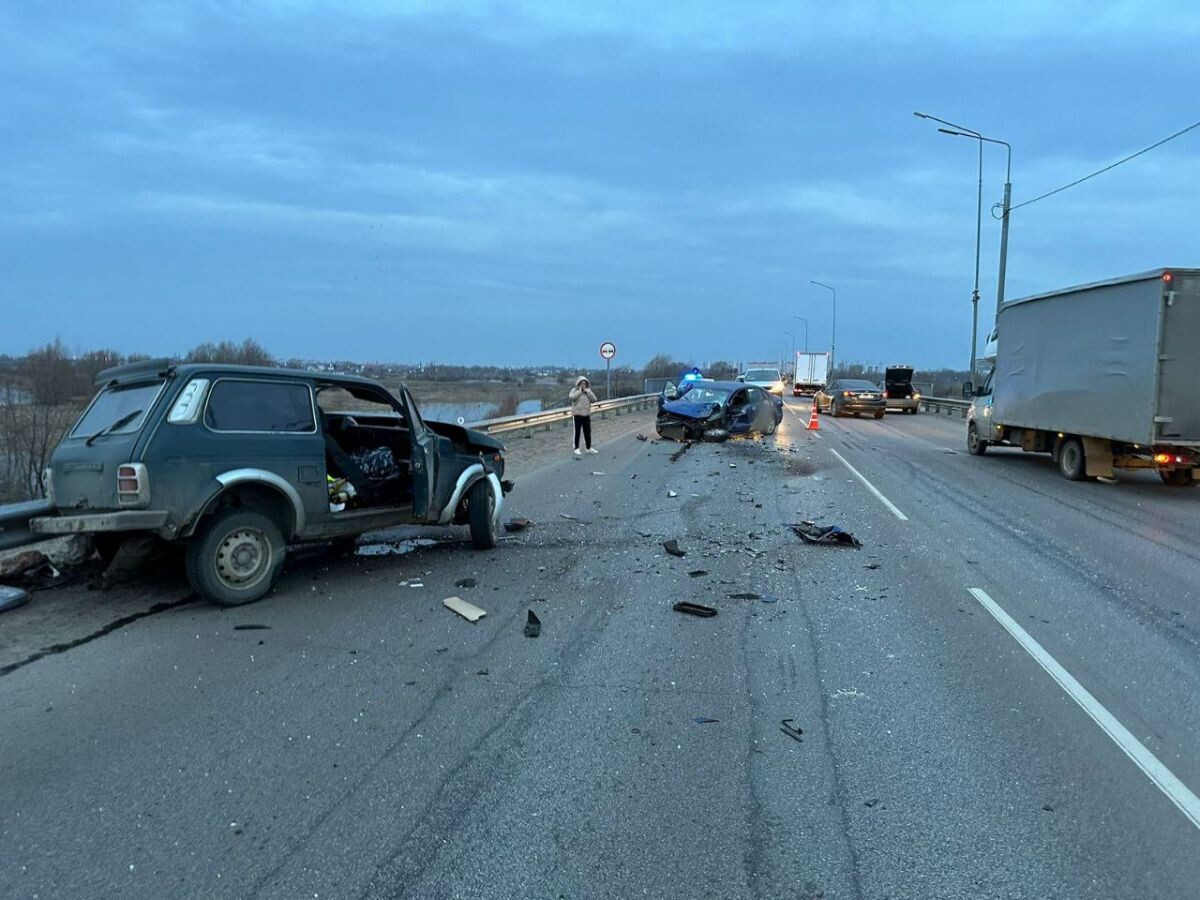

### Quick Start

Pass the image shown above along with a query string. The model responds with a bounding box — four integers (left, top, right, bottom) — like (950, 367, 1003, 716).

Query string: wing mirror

(663, 384, 679, 400)
(962, 381, 974, 399)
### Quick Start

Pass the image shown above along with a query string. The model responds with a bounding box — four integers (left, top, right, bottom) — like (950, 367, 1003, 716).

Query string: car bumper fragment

(30, 510, 171, 534)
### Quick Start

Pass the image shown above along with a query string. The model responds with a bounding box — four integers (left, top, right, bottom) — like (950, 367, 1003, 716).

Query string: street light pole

(915, 111, 1013, 369)
(810, 281, 837, 373)
(791, 315, 808, 352)
(783, 330, 795, 379)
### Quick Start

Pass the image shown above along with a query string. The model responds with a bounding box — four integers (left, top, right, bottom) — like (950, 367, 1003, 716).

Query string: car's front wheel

(966, 422, 988, 455)
(874, 410, 884, 419)
(467, 479, 498, 549)
(186, 509, 286, 606)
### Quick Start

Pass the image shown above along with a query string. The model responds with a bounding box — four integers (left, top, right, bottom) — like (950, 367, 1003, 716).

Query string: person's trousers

(573, 415, 592, 449)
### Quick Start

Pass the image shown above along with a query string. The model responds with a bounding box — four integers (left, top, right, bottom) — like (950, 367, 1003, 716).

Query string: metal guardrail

(0, 499, 56, 552)
(919, 396, 972, 418)
(470, 394, 657, 435)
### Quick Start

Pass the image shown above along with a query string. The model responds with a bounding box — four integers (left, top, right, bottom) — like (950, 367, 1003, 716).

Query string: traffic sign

(599, 341, 616, 360)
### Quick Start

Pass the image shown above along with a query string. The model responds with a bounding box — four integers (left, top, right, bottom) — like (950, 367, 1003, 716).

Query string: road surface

(1, 402, 1198, 899)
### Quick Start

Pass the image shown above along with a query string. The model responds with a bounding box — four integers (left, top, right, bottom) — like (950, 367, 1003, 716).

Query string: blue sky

(2, 1, 1197, 369)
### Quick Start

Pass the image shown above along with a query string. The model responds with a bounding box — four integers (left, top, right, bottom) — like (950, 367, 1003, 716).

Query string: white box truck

(793, 352, 830, 397)
(966, 268, 1200, 484)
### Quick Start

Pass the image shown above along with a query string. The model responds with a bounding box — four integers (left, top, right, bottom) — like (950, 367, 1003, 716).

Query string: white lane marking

(828, 448, 908, 521)
(968, 587, 1200, 832)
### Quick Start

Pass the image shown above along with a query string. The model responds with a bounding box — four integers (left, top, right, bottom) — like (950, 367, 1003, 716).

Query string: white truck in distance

(966, 268, 1200, 485)
(793, 351, 830, 396)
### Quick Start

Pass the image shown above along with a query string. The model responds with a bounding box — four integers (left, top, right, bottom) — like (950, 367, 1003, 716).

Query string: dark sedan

(656, 381, 783, 441)
(814, 379, 886, 418)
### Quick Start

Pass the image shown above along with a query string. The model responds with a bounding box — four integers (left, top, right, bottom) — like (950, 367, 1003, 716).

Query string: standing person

(569, 375, 599, 457)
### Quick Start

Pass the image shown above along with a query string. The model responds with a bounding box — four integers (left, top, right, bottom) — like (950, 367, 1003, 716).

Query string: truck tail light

(883, 390, 889, 399)
(1153, 453, 1171, 464)
(117, 463, 150, 507)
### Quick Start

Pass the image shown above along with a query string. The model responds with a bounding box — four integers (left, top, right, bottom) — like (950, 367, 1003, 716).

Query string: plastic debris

(443, 596, 487, 623)
(790, 522, 862, 548)
(693, 716, 719, 724)
(232, 624, 270, 631)
(728, 592, 761, 600)
(779, 719, 804, 742)
(662, 539, 686, 557)
(688, 569, 709, 578)
(636, 433, 649, 442)
(590, 471, 605, 476)
(503, 517, 532, 532)
(455, 577, 478, 588)
(673, 601, 717, 618)
(524, 610, 542, 637)
(0, 585, 30, 613)
(667, 490, 678, 498)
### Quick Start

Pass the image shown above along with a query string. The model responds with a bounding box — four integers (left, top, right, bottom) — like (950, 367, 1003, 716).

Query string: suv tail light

(117, 463, 150, 507)
(883, 390, 889, 399)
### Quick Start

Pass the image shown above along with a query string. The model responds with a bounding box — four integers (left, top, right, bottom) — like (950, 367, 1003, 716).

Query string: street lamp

(783, 330, 795, 371)
(774, 340, 788, 373)
(810, 281, 837, 373)
(791, 315, 808, 352)
(914, 111, 1013, 369)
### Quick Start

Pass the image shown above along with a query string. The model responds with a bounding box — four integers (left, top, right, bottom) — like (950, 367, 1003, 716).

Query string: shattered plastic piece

(662, 539, 686, 558)
(863, 798, 880, 808)
(636, 433, 649, 441)
(673, 601, 717, 618)
(728, 592, 761, 600)
(0, 585, 31, 613)
(789, 522, 862, 548)
(667, 490, 678, 498)
(232, 624, 271, 631)
(779, 719, 804, 742)
(454, 577, 478, 588)
(443, 596, 487, 622)
(729, 463, 737, 468)
(693, 716, 719, 724)
(559, 513, 579, 521)
(760, 595, 778, 604)
(524, 609, 542, 637)
(590, 471, 605, 476)
(688, 570, 709, 578)
(503, 517, 532, 532)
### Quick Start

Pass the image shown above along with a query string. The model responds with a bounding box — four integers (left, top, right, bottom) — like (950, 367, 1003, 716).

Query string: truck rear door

(1157, 273, 1200, 442)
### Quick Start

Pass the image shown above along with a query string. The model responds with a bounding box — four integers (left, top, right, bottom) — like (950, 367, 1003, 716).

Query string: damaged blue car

(655, 381, 783, 442)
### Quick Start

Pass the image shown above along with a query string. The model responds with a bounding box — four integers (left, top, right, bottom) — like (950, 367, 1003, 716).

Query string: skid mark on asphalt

(969, 587, 1200, 832)
(0, 595, 196, 678)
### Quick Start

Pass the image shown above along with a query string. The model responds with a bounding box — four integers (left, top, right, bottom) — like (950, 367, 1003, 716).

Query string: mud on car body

(31, 360, 513, 606)
(655, 380, 783, 441)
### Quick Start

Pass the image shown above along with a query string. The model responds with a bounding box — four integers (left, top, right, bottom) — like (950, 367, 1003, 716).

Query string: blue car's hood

(661, 399, 720, 419)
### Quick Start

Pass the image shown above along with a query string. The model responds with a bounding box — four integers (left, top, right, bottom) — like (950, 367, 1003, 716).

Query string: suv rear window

(204, 380, 316, 433)
(70, 381, 164, 438)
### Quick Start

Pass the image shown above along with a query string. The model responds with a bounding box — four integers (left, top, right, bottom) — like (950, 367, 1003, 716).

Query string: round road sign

(599, 341, 617, 360)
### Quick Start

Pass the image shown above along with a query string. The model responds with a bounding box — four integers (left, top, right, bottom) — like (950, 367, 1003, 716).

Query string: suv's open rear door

(400, 388, 438, 521)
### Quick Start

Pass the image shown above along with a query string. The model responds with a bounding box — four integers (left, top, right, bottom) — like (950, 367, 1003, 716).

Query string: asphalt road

(2, 403, 1198, 899)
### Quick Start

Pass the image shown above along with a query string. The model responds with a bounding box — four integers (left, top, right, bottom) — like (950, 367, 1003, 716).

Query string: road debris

(454, 577, 477, 588)
(790, 522, 862, 548)
(673, 601, 717, 618)
(667, 490, 678, 498)
(729, 463, 737, 468)
(779, 719, 804, 742)
(864, 798, 880, 808)
(559, 513, 580, 521)
(662, 539, 686, 557)
(688, 569, 709, 578)
(728, 592, 761, 600)
(232, 624, 271, 631)
(590, 471, 605, 476)
(0, 585, 30, 613)
(693, 716, 719, 724)
(524, 610, 542, 637)
(636, 433, 649, 442)
(443, 596, 487, 623)
(503, 517, 533, 532)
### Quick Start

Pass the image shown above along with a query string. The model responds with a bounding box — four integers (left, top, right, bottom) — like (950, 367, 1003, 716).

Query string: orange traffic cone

(807, 403, 820, 430)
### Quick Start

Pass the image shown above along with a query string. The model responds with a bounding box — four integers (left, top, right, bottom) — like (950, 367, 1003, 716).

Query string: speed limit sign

(599, 341, 616, 360)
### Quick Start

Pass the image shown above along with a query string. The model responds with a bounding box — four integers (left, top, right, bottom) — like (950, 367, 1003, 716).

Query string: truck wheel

(967, 423, 988, 455)
(185, 509, 285, 606)
(1159, 469, 1197, 487)
(467, 479, 498, 549)
(1058, 437, 1087, 481)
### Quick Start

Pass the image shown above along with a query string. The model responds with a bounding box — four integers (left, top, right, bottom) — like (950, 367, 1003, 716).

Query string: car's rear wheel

(1159, 469, 1197, 487)
(966, 423, 988, 455)
(186, 509, 285, 606)
(1058, 437, 1087, 481)
(764, 420, 777, 435)
(467, 479, 498, 549)
(874, 410, 884, 419)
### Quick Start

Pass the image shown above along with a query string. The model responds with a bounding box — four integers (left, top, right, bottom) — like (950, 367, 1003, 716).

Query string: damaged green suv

(32, 360, 512, 606)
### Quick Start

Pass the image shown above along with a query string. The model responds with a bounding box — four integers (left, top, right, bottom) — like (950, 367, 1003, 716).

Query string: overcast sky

(2, 1, 1197, 369)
